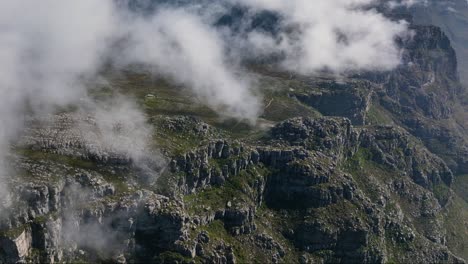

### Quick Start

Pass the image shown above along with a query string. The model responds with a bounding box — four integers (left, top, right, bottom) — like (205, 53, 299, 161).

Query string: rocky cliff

(1, 10, 468, 264)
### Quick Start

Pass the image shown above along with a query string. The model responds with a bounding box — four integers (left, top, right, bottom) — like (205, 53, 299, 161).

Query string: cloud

(60, 181, 131, 260)
(229, 0, 412, 74)
(78, 96, 166, 183)
(0, 0, 118, 205)
(0, 0, 413, 208)
(0, 0, 260, 209)
(387, 0, 428, 9)
(118, 8, 261, 121)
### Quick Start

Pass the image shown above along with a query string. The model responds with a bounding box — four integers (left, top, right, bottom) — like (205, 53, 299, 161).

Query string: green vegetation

(104, 72, 260, 138)
(33, 212, 59, 225)
(25, 248, 43, 263)
(15, 148, 134, 196)
(433, 183, 451, 206)
(260, 87, 321, 122)
(453, 174, 468, 203)
(0, 225, 27, 239)
(151, 119, 210, 156)
(342, 148, 382, 202)
(444, 175, 468, 260)
(184, 164, 268, 214)
(154, 251, 194, 264)
(16, 148, 95, 171)
(366, 104, 394, 125)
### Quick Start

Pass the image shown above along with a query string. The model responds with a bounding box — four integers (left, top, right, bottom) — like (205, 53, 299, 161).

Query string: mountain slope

(411, 0, 468, 85)
(0, 7, 468, 264)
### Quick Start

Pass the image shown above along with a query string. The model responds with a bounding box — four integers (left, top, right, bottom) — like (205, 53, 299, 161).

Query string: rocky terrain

(411, 0, 468, 84)
(1, 7, 468, 264)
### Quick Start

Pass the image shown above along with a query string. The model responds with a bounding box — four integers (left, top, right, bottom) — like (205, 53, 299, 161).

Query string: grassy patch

(0, 225, 27, 239)
(16, 148, 95, 170)
(199, 220, 258, 264)
(184, 186, 227, 213)
(453, 174, 468, 203)
(33, 212, 59, 225)
(16, 148, 134, 195)
(342, 148, 382, 202)
(260, 89, 321, 122)
(184, 164, 269, 214)
(366, 104, 394, 125)
(154, 251, 194, 264)
(444, 175, 468, 259)
(433, 183, 451, 206)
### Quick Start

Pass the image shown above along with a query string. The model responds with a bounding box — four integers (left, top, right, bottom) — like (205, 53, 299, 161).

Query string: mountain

(410, 0, 468, 85)
(1, 4, 468, 264)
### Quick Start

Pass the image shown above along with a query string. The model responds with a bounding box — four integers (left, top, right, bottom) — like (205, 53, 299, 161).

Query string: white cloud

(0, 0, 118, 204)
(119, 9, 261, 121)
(387, 0, 428, 9)
(231, 0, 411, 74)
(0, 1, 260, 199)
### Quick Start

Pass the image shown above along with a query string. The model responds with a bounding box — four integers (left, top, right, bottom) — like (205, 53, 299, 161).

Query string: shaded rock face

(135, 198, 187, 259)
(294, 223, 374, 263)
(294, 81, 375, 125)
(410, 0, 468, 85)
(382, 25, 459, 119)
(361, 25, 468, 174)
(0, 229, 32, 263)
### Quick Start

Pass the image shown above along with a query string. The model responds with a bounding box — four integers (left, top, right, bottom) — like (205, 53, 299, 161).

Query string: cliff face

(410, 0, 468, 85)
(361, 24, 468, 175)
(0, 114, 465, 264)
(1, 11, 468, 264)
